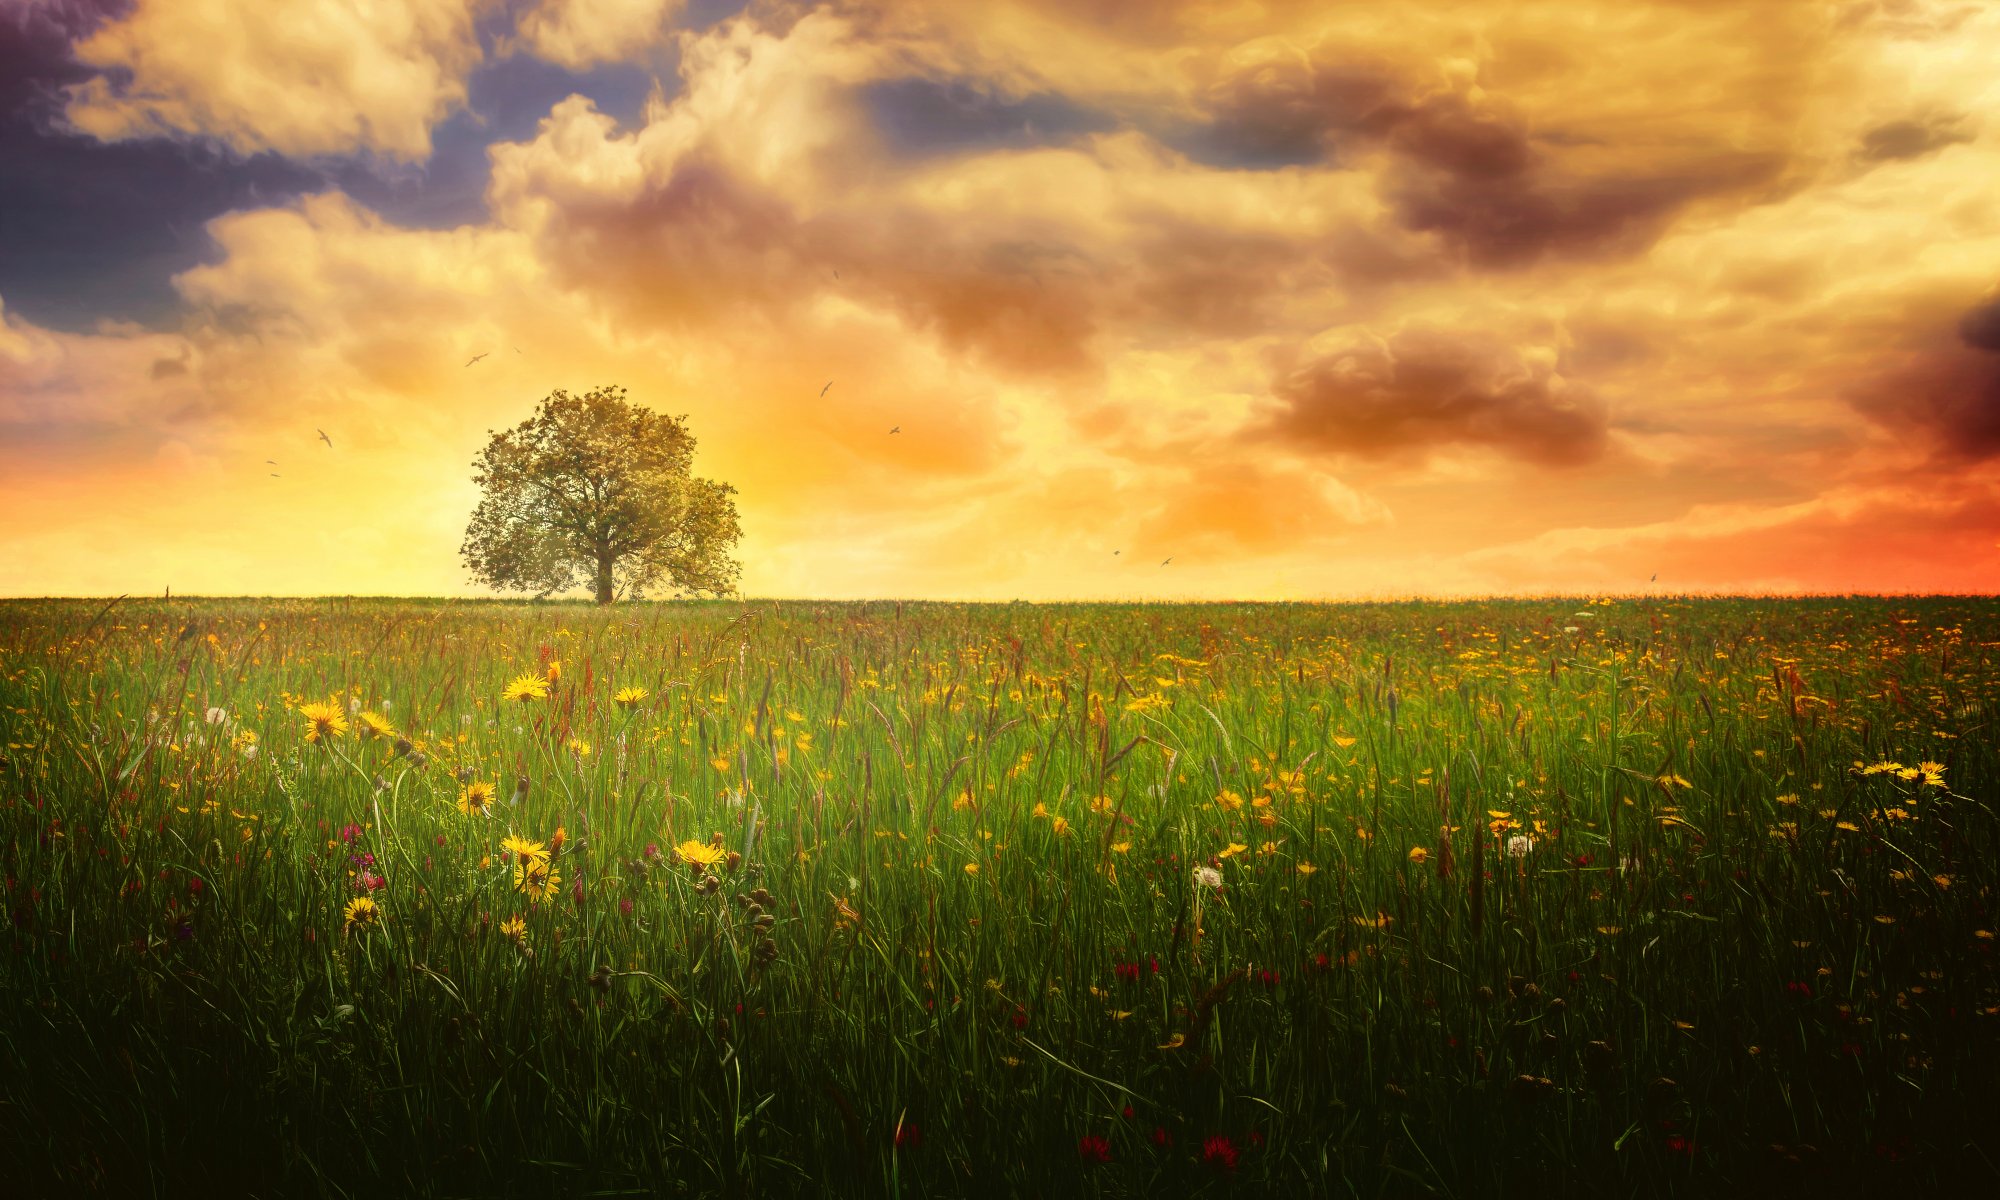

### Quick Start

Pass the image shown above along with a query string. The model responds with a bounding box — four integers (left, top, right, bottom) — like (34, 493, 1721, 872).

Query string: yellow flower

(1216, 842, 1248, 860)
(355, 711, 397, 740)
(514, 859, 561, 904)
(503, 673, 550, 703)
(566, 736, 591, 758)
(964, 863, 980, 876)
(457, 781, 495, 815)
(299, 701, 348, 743)
(1110, 842, 1131, 854)
(342, 896, 379, 932)
(614, 685, 649, 709)
(677, 839, 725, 868)
(1157, 1033, 1186, 1050)
(1050, 816, 1072, 837)
(499, 914, 527, 943)
(1296, 861, 1317, 877)
(1407, 847, 1429, 864)
(543, 659, 562, 686)
(502, 834, 548, 865)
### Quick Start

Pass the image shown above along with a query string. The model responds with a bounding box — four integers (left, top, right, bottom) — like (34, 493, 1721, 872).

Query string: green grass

(3, 595, 1998, 1197)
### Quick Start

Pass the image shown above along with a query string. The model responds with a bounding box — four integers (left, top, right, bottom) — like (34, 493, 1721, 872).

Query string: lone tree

(462, 386, 742, 603)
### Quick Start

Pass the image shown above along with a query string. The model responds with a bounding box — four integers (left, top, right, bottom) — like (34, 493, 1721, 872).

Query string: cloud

(62, 0, 487, 161)
(513, 0, 685, 71)
(1260, 325, 1609, 467)
(1856, 113, 1974, 162)
(1844, 290, 2000, 462)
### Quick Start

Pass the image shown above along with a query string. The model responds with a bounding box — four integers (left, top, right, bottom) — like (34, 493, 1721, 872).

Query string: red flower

(1203, 1135, 1239, 1172)
(1077, 1134, 1112, 1163)
(1121, 1105, 1135, 1120)
(1012, 1007, 1029, 1029)
(1150, 1126, 1172, 1148)
(894, 1123, 922, 1150)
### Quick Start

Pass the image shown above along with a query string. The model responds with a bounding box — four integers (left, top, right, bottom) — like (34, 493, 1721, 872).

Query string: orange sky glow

(4, 0, 2000, 599)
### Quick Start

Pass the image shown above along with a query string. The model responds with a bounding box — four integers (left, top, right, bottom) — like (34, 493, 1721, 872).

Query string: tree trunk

(594, 553, 615, 605)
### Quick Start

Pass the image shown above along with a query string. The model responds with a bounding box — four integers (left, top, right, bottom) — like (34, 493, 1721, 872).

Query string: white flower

(1506, 835, 1535, 859)
(242, 745, 259, 761)
(347, 697, 361, 713)
(1194, 866, 1223, 890)
(203, 706, 229, 726)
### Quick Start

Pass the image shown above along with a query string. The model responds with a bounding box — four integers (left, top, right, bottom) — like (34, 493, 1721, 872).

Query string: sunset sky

(3, 0, 1999, 600)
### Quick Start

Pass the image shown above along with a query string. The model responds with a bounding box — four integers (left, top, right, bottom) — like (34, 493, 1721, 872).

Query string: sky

(2, 0, 1999, 601)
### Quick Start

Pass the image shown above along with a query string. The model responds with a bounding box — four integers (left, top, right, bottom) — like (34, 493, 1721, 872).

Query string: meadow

(2, 595, 1998, 1197)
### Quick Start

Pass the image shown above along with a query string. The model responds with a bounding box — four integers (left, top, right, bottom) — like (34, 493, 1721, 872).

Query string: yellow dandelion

(543, 659, 562, 686)
(355, 711, 397, 740)
(342, 895, 379, 932)
(502, 673, 550, 703)
(1050, 816, 1072, 837)
(1407, 847, 1429, 864)
(614, 685, 649, 709)
(1110, 842, 1131, 854)
(457, 781, 495, 815)
(1297, 861, 1318, 877)
(502, 834, 549, 865)
(964, 863, 980, 876)
(566, 736, 591, 758)
(499, 914, 527, 943)
(677, 839, 726, 868)
(299, 701, 348, 743)
(1217, 842, 1248, 860)
(514, 859, 562, 904)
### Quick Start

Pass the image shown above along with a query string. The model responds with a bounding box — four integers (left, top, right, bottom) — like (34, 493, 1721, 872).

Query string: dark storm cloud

(1850, 292, 2000, 462)
(1260, 326, 1609, 466)
(1183, 44, 1784, 268)
(1856, 114, 1973, 162)
(861, 77, 1114, 158)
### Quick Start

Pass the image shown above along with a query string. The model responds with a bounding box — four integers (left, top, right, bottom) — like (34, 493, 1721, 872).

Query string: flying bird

(465, 352, 488, 367)
(265, 459, 276, 465)
(820, 381, 832, 397)
(317, 429, 332, 448)
(269, 473, 280, 478)
(1113, 550, 1121, 556)
(889, 425, 901, 434)
(513, 346, 522, 355)
(1162, 557, 1172, 566)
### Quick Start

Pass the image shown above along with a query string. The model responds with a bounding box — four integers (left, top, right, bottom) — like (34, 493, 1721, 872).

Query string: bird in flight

(513, 346, 522, 355)
(1162, 557, 1173, 566)
(465, 352, 488, 367)
(1650, 573, 1658, 582)
(317, 429, 332, 448)
(889, 425, 901, 434)
(1113, 550, 1121, 556)
(820, 381, 832, 397)
(269, 473, 281, 478)
(265, 459, 277, 465)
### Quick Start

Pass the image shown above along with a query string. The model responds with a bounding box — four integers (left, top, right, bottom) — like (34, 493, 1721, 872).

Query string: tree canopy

(461, 386, 741, 603)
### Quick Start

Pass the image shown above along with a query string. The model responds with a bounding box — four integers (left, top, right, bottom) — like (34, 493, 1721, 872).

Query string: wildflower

(677, 839, 726, 869)
(551, 826, 568, 855)
(1077, 1134, 1112, 1163)
(499, 914, 527, 943)
(1917, 761, 1947, 787)
(1203, 1135, 1239, 1172)
(342, 896, 379, 933)
(614, 686, 649, 709)
(515, 859, 562, 904)
(299, 701, 348, 743)
(203, 706, 228, 726)
(502, 834, 548, 865)
(1158, 1032, 1186, 1050)
(1151, 1126, 1172, 1148)
(502, 673, 550, 703)
(457, 781, 495, 816)
(1216, 842, 1248, 860)
(1408, 847, 1429, 864)
(1296, 861, 1317, 876)
(1051, 816, 1072, 837)
(1193, 866, 1223, 890)
(964, 863, 979, 875)
(566, 736, 591, 758)
(355, 711, 397, 740)
(894, 1122, 922, 1150)
(1507, 835, 1535, 859)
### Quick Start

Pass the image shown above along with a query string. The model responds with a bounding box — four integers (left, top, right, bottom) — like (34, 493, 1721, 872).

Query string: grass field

(3, 595, 1998, 1196)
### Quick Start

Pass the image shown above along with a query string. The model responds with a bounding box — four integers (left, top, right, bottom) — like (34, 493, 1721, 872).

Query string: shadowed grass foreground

(3, 596, 1998, 1196)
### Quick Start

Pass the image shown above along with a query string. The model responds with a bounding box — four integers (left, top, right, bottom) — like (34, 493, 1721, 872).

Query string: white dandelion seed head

(1507, 835, 1535, 859)
(204, 706, 229, 726)
(347, 697, 361, 713)
(1194, 866, 1223, 890)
